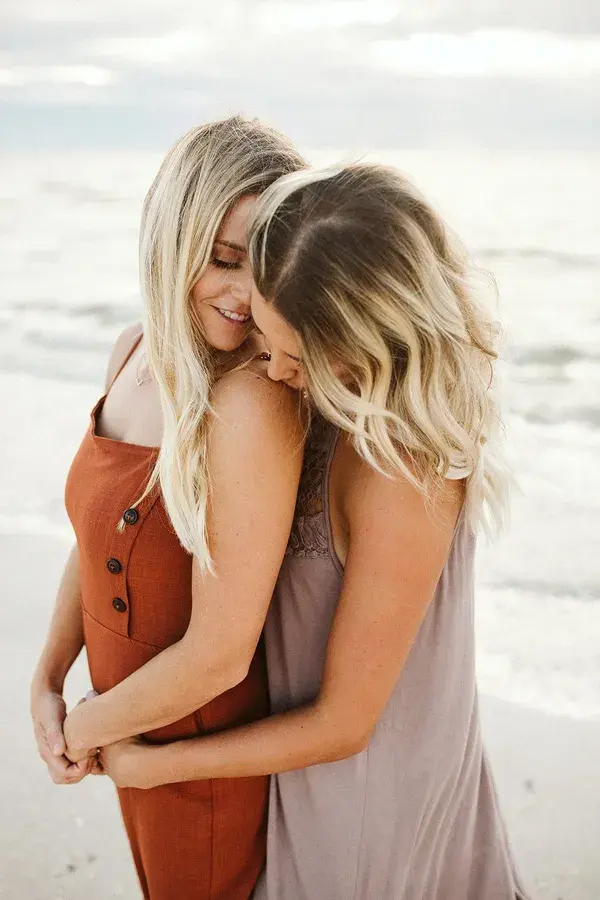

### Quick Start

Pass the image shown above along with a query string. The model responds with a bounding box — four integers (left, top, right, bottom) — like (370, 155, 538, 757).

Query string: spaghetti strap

(108, 326, 144, 392)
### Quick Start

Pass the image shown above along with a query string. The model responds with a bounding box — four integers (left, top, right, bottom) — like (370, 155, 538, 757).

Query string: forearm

(134, 702, 366, 787)
(32, 544, 84, 696)
(64, 635, 246, 754)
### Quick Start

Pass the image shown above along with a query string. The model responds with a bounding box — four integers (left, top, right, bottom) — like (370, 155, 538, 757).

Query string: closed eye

(254, 326, 302, 364)
(211, 257, 241, 270)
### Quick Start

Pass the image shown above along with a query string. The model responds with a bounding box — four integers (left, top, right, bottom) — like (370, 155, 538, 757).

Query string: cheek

(191, 270, 223, 308)
(292, 368, 307, 390)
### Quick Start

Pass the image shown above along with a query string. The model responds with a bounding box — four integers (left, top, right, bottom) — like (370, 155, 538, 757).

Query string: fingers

(43, 748, 76, 783)
(47, 727, 66, 757)
(48, 753, 90, 785)
(90, 756, 104, 776)
(34, 722, 62, 770)
(64, 744, 94, 765)
(76, 690, 98, 709)
(32, 690, 100, 785)
(33, 718, 66, 762)
(35, 728, 91, 784)
(65, 757, 93, 782)
(32, 699, 67, 756)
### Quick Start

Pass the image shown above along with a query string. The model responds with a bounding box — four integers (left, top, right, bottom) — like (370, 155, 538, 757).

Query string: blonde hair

(250, 163, 511, 535)
(134, 116, 305, 566)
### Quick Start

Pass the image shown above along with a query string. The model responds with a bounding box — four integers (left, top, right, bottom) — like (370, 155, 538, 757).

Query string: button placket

(104, 491, 160, 638)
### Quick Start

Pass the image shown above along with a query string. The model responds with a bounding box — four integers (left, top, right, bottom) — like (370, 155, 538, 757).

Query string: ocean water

(1, 149, 599, 721)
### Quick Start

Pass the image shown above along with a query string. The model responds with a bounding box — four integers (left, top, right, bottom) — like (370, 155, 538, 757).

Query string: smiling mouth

(215, 307, 251, 325)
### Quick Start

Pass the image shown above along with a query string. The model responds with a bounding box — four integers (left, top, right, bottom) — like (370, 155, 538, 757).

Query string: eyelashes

(211, 257, 241, 270)
(254, 328, 303, 366)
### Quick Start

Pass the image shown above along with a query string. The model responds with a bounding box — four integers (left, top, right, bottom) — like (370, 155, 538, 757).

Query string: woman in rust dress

(30, 117, 305, 900)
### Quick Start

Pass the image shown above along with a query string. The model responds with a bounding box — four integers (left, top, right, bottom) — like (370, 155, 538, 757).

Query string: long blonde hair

(250, 164, 510, 535)
(135, 116, 305, 566)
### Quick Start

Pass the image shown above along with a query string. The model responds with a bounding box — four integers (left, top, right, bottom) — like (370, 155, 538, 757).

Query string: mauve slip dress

(253, 416, 531, 900)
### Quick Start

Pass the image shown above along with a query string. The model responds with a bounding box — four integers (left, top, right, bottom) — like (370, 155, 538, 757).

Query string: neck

(211, 337, 260, 379)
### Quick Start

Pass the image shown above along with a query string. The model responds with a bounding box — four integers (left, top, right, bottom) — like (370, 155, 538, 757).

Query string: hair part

(249, 163, 511, 536)
(132, 116, 306, 567)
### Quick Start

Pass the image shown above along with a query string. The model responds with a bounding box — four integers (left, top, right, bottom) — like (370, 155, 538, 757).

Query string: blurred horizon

(1, 0, 599, 151)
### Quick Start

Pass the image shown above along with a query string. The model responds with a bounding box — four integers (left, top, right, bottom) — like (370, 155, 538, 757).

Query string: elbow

(183, 638, 254, 702)
(219, 657, 253, 694)
(313, 703, 374, 764)
(328, 729, 372, 762)
(349, 727, 373, 756)
(217, 642, 256, 694)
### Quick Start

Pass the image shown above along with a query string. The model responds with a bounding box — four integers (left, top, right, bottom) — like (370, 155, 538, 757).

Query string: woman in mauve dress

(100, 163, 530, 899)
(31, 116, 307, 900)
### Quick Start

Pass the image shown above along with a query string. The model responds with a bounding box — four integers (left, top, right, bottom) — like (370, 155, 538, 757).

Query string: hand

(64, 690, 100, 763)
(99, 736, 153, 790)
(31, 689, 92, 785)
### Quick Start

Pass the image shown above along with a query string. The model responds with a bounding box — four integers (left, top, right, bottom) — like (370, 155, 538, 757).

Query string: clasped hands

(32, 688, 145, 788)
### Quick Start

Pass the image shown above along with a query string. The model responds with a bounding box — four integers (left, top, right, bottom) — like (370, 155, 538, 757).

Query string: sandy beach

(1, 533, 598, 900)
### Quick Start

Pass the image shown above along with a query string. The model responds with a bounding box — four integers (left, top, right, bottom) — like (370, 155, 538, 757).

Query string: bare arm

(32, 544, 84, 698)
(31, 544, 91, 782)
(101, 454, 463, 788)
(64, 369, 303, 758)
(30, 325, 143, 780)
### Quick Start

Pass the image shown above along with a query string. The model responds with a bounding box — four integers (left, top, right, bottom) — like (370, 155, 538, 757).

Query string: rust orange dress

(64, 336, 269, 900)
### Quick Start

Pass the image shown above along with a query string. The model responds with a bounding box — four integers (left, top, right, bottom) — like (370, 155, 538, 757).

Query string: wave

(510, 345, 600, 366)
(7, 298, 139, 324)
(493, 578, 600, 602)
(521, 405, 600, 430)
(37, 180, 124, 204)
(473, 247, 600, 269)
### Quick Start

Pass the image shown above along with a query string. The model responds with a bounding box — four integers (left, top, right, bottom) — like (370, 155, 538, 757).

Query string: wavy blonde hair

(133, 116, 305, 566)
(250, 164, 511, 535)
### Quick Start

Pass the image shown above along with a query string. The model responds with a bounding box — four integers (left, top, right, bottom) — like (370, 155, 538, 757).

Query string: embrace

(31, 116, 529, 900)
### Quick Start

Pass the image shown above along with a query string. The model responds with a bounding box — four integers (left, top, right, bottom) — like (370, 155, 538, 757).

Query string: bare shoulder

(104, 323, 143, 389)
(211, 362, 305, 451)
(340, 435, 464, 537)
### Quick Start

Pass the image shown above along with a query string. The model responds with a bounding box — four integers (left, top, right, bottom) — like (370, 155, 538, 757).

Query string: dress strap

(108, 325, 144, 392)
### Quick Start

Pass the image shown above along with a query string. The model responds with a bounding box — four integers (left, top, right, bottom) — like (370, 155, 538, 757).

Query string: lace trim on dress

(285, 416, 334, 559)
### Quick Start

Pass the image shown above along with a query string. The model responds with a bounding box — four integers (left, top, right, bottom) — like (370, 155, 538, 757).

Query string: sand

(1, 533, 599, 899)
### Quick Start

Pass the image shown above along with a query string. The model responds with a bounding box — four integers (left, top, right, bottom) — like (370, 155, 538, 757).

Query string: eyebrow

(215, 239, 246, 252)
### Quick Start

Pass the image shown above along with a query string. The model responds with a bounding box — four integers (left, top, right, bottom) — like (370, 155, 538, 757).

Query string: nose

(229, 266, 253, 303)
(267, 353, 296, 384)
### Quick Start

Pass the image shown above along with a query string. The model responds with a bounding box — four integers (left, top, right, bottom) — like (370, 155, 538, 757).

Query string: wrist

(138, 744, 175, 789)
(119, 743, 161, 790)
(31, 672, 64, 703)
(63, 705, 89, 756)
(32, 654, 73, 698)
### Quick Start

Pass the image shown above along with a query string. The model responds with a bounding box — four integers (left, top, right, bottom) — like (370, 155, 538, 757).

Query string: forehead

(218, 195, 258, 244)
(251, 288, 301, 357)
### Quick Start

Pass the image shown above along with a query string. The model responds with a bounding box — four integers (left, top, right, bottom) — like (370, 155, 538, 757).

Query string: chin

(208, 328, 251, 353)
